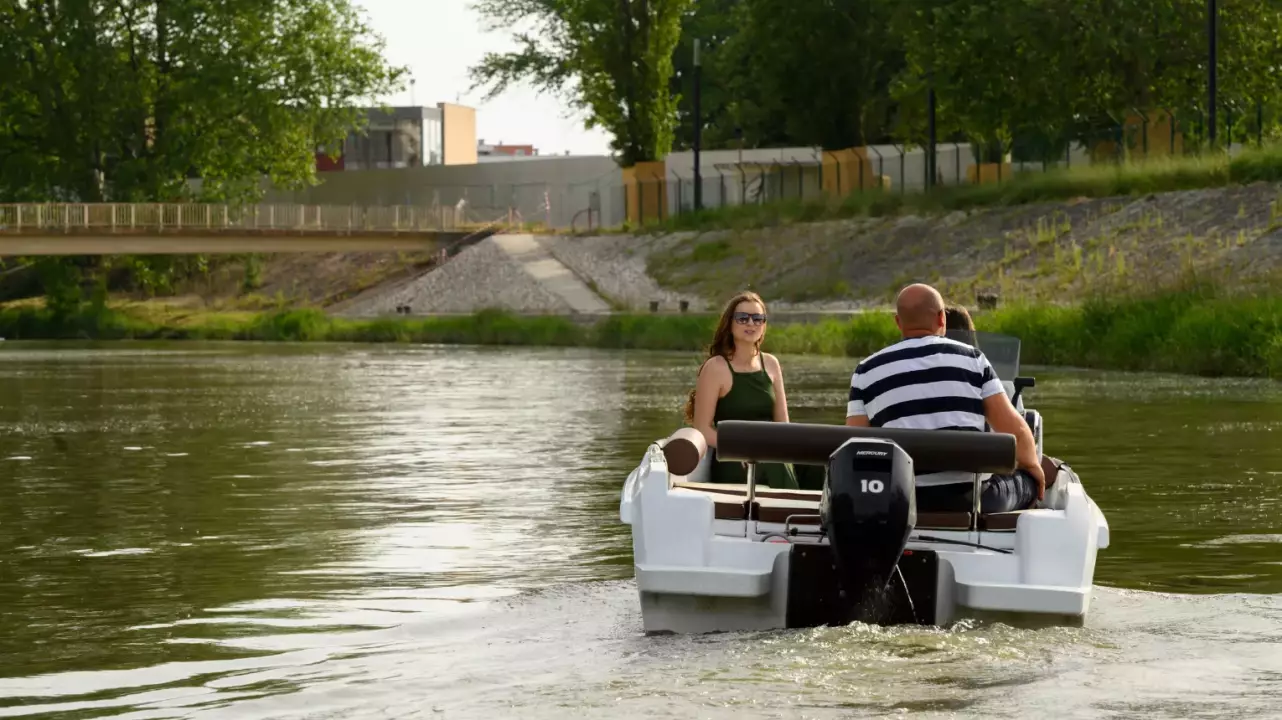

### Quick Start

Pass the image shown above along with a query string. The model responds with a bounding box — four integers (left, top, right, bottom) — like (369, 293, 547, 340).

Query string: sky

(353, 0, 615, 157)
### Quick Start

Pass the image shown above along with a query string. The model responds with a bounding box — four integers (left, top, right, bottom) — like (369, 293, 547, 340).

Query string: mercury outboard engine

(819, 437, 917, 624)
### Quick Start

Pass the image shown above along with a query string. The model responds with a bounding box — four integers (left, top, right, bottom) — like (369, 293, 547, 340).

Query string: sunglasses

(733, 312, 767, 326)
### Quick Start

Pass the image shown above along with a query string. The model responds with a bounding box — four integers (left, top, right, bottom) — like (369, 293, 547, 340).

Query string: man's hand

(1024, 458, 1046, 501)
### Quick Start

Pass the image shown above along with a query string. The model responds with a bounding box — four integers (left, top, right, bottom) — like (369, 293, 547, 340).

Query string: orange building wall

(440, 103, 478, 165)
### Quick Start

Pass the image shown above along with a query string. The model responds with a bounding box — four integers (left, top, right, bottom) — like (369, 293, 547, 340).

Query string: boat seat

(674, 482, 1024, 532)
(979, 511, 1024, 531)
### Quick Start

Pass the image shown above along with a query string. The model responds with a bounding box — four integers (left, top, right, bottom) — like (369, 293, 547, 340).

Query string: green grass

(982, 285, 1282, 377)
(646, 143, 1282, 234)
(4, 286, 1282, 379)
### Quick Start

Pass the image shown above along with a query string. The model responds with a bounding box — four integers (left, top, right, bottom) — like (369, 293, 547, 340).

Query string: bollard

(679, 300, 689, 313)
(650, 301, 660, 313)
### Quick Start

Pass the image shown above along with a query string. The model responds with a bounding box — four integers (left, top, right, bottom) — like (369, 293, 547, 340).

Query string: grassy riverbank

(3, 284, 1281, 378)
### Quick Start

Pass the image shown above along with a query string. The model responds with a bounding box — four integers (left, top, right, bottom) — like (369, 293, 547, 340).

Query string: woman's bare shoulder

(699, 355, 731, 377)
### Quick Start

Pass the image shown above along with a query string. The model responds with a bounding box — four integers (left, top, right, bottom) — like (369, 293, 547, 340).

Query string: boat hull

(622, 442, 1109, 635)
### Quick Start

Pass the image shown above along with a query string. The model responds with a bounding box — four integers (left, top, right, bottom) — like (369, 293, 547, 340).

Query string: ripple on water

(0, 344, 1279, 719)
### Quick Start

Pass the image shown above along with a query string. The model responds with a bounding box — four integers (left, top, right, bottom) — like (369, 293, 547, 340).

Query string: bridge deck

(0, 203, 502, 254)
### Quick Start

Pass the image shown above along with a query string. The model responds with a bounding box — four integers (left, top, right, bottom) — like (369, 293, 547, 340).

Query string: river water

(0, 342, 1280, 719)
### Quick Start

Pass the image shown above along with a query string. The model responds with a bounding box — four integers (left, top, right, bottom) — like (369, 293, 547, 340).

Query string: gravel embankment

(540, 234, 709, 311)
(336, 237, 574, 316)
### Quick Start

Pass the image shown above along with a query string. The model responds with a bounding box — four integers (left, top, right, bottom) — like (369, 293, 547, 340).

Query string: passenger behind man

(845, 284, 1045, 513)
(685, 291, 799, 489)
(944, 304, 976, 346)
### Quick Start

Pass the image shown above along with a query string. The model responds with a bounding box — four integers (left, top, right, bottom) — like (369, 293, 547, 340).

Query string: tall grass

(650, 144, 1282, 234)
(982, 285, 1282, 377)
(3, 289, 1282, 379)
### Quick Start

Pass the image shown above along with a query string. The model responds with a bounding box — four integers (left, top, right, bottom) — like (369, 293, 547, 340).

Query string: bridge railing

(0, 202, 512, 234)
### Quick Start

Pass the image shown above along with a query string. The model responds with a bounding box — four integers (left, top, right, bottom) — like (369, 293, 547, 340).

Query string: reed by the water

(3, 285, 1280, 378)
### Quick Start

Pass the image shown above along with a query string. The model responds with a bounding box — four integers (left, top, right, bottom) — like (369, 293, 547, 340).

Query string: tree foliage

(469, 0, 1282, 164)
(0, 0, 403, 306)
(891, 0, 1282, 159)
(469, 0, 692, 167)
(716, 0, 902, 151)
(668, 0, 736, 151)
(0, 0, 403, 204)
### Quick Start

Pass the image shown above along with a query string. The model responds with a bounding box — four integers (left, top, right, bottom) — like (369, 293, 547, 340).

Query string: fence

(412, 179, 625, 233)
(0, 202, 479, 234)
(238, 105, 1276, 234)
(621, 128, 1268, 226)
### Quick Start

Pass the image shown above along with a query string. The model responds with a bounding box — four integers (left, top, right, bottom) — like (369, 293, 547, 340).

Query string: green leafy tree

(469, 0, 693, 167)
(0, 0, 403, 306)
(0, 0, 402, 203)
(668, 0, 738, 151)
(718, 0, 901, 151)
(892, 0, 1282, 162)
(892, 0, 1083, 164)
(1211, 0, 1282, 143)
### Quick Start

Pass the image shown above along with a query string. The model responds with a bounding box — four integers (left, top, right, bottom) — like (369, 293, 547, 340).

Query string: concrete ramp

(491, 234, 611, 313)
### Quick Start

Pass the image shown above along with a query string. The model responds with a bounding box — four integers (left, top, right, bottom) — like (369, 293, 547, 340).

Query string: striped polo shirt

(847, 335, 1005, 485)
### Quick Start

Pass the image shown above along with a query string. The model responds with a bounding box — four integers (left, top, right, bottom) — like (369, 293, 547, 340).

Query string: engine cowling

(820, 437, 917, 624)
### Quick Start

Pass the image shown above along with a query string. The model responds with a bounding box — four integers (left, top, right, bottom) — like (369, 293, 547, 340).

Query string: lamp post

(926, 3, 937, 189)
(1208, 0, 1218, 148)
(693, 39, 703, 211)
(927, 85, 937, 189)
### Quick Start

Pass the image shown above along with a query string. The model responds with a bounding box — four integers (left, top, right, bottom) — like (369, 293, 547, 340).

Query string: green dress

(710, 358, 799, 489)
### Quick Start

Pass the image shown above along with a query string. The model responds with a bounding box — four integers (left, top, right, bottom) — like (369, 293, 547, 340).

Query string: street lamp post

(692, 38, 702, 210)
(1208, 0, 1218, 148)
(927, 85, 937, 189)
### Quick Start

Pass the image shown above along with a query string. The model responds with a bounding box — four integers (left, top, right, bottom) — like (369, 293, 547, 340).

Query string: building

(316, 103, 477, 172)
(477, 139, 539, 161)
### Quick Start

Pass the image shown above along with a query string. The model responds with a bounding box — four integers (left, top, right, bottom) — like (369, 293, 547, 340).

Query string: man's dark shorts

(915, 470, 1039, 514)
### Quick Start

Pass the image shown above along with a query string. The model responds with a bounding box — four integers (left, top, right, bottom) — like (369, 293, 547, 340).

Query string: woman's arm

(693, 357, 727, 447)
(765, 353, 790, 423)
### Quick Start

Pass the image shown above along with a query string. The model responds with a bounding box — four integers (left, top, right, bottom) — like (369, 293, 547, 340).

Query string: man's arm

(983, 394, 1044, 498)
(979, 372, 1045, 499)
(845, 371, 870, 426)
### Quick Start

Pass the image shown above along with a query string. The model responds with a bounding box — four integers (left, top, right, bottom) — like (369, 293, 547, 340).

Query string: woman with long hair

(682, 291, 798, 488)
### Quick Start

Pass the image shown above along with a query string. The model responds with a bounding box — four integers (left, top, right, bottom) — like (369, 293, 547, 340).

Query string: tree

(717, 0, 902, 151)
(0, 0, 403, 306)
(1211, 0, 1282, 143)
(668, 0, 738, 151)
(891, 0, 1282, 162)
(469, 0, 693, 167)
(892, 0, 1084, 164)
(0, 0, 402, 204)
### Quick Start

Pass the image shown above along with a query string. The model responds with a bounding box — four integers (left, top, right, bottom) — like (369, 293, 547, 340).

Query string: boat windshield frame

(944, 329, 1021, 380)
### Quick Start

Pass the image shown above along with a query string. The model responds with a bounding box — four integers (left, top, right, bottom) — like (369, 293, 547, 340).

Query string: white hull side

(621, 443, 1110, 635)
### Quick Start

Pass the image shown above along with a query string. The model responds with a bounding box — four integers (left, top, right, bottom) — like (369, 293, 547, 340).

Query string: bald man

(845, 284, 1045, 513)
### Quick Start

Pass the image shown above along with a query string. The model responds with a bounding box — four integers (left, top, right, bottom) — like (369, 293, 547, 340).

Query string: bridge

(0, 202, 510, 255)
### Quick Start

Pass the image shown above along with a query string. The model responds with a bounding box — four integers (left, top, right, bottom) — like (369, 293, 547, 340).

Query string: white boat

(619, 331, 1110, 634)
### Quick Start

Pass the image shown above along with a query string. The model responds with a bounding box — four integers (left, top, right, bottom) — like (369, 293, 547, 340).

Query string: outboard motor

(819, 437, 917, 624)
